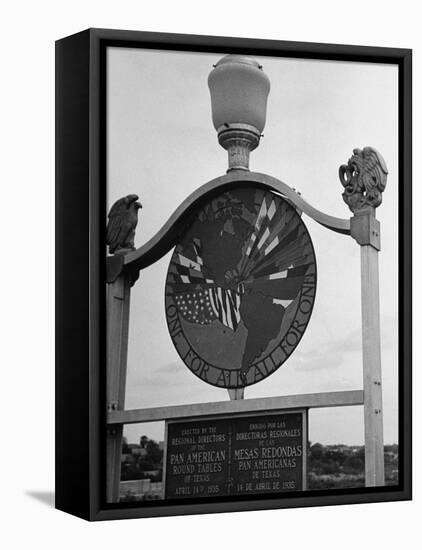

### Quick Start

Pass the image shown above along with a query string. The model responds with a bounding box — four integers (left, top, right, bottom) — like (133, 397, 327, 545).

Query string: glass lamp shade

(208, 55, 271, 133)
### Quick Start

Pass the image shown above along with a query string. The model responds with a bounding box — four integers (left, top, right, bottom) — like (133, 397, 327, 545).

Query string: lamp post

(209, 55, 270, 400)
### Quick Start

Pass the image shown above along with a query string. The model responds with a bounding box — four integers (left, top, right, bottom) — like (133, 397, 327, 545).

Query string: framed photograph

(55, 28, 412, 521)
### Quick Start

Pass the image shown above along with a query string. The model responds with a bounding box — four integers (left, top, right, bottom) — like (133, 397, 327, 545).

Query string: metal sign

(165, 187, 317, 388)
(165, 411, 307, 499)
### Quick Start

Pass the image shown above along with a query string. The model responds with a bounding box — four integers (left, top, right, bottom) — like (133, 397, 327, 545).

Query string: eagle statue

(339, 146, 388, 213)
(106, 194, 142, 254)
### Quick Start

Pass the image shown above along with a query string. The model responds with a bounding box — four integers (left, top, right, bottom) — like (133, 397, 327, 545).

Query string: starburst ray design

(167, 189, 314, 333)
(238, 193, 313, 303)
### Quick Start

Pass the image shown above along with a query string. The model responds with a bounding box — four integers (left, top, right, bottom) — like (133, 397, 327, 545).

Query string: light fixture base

(217, 123, 261, 172)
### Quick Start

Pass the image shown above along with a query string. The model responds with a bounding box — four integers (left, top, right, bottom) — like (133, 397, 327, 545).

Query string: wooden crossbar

(107, 390, 364, 425)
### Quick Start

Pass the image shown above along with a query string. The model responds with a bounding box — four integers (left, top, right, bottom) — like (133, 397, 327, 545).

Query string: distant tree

(122, 436, 129, 454)
(122, 435, 164, 480)
(321, 460, 338, 475)
(138, 460, 156, 471)
(310, 443, 324, 459)
(146, 439, 163, 465)
(356, 446, 365, 459)
(343, 454, 364, 474)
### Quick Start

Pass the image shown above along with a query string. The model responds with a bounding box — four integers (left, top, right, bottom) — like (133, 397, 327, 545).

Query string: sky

(107, 47, 398, 446)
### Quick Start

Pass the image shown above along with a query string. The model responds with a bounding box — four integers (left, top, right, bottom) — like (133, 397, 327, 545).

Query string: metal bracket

(228, 388, 245, 400)
(107, 400, 119, 412)
(106, 425, 120, 436)
(350, 210, 381, 250)
(106, 255, 125, 283)
(106, 255, 140, 287)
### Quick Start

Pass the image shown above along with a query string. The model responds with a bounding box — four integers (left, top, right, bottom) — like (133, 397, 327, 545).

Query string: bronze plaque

(165, 411, 306, 499)
(165, 187, 317, 388)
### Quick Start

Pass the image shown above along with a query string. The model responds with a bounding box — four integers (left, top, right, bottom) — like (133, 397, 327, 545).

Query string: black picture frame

(55, 28, 412, 521)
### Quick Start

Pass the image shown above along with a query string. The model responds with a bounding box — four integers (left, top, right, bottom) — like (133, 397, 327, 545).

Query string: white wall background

(1, 1, 419, 549)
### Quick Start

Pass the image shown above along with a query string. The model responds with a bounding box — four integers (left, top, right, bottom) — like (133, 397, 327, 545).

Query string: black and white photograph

(103, 41, 408, 509)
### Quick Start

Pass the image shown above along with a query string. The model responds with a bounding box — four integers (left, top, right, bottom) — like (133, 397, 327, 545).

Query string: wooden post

(360, 241, 385, 486)
(105, 194, 142, 502)
(301, 409, 308, 491)
(106, 273, 131, 502)
(339, 146, 388, 487)
(351, 209, 385, 487)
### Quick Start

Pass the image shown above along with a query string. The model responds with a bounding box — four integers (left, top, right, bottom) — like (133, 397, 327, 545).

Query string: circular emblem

(165, 187, 317, 389)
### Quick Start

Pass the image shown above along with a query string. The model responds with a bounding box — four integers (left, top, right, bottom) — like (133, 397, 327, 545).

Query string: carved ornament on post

(106, 194, 142, 254)
(106, 194, 142, 285)
(340, 147, 388, 251)
(339, 147, 388, 214)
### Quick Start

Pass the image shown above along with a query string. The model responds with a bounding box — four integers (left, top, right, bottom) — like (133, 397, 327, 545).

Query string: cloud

(291, 329, 361, 372)
(329, 329, 362, 354)
(156, 362, 184, 376)
(126, 361, 186, 390)
(294, 350, 345, 371)
(292, 314, 396, 373)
